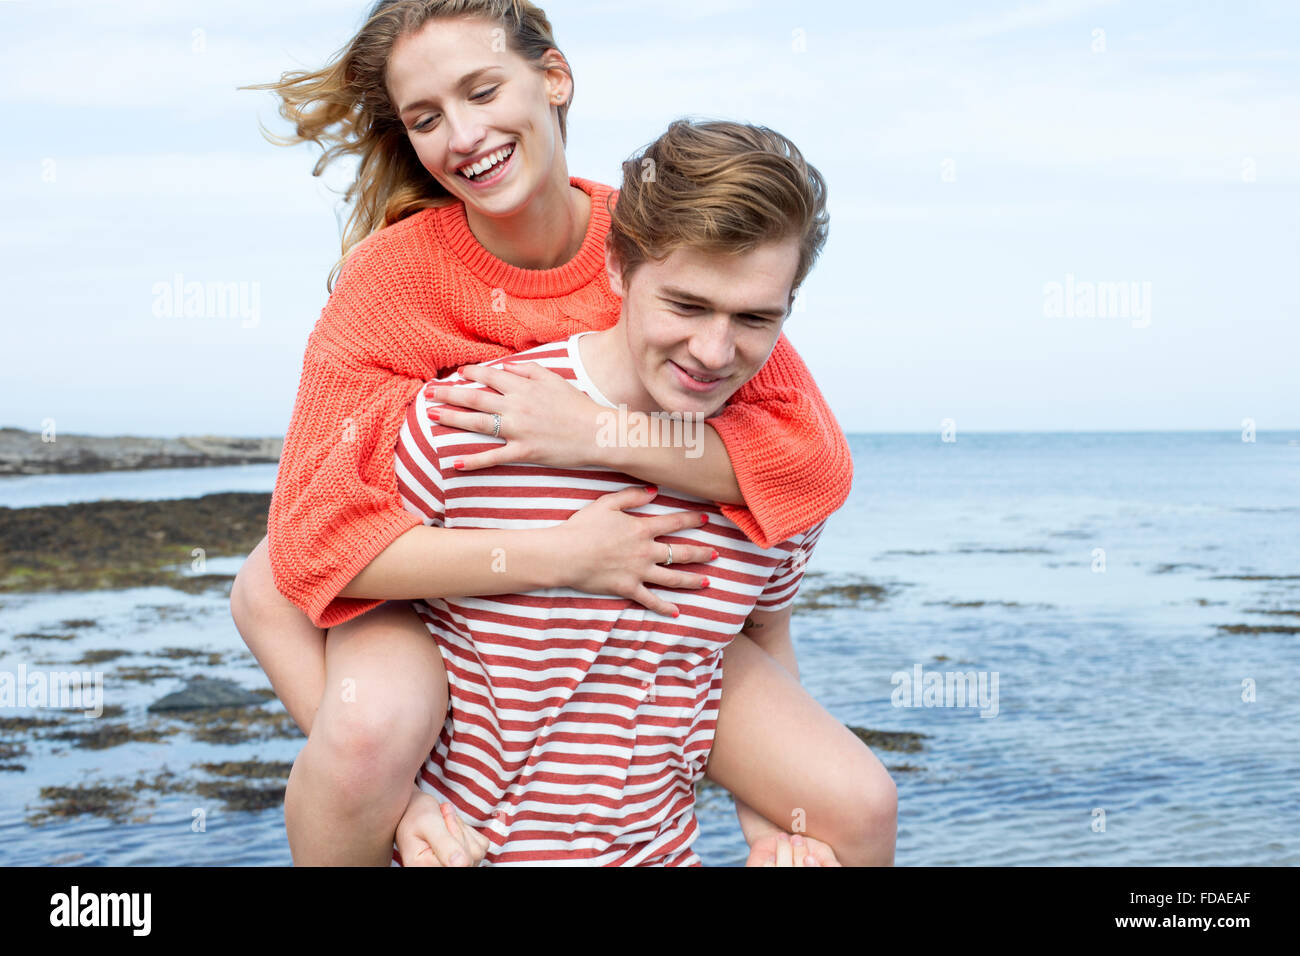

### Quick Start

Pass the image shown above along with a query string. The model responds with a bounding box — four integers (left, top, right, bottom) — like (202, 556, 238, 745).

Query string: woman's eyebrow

(398, 67, 501, 115)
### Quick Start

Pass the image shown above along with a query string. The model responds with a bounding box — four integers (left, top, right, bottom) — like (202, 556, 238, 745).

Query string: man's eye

(671, 302, 701, 311)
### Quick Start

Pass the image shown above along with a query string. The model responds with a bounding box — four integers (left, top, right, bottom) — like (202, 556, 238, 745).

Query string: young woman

(233, 0, 893, 866)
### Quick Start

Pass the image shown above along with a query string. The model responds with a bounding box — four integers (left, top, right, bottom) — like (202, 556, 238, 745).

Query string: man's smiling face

(605, 236, 800, 418)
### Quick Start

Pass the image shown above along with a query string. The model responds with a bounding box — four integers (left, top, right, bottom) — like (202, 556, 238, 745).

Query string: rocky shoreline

(0, 427, 281, 476)
(0, 492, 270, 593)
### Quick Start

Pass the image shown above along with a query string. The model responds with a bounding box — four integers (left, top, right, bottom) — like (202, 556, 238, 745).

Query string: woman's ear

(540, 49, 572, 106)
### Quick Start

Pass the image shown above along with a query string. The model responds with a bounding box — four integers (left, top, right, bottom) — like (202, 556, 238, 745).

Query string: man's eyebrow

(397, 67, 501, 116)
(659, 285, 787, 319)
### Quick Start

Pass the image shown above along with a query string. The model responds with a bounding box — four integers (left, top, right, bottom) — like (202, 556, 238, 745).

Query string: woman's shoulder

(344, 205, 453, 272)
(328, 205, 470, 312)
(568, 175, 617, 213)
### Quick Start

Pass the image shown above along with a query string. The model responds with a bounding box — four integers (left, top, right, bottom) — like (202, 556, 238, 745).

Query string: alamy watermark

(151, 273, 261, 328)
(891, 663, 999, 718)
(596, 404, 707, 459)
(1043, 273, 1151, 329)
(1, 663, 104, 717)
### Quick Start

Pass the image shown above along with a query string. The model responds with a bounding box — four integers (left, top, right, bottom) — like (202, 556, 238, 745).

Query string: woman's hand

(426, 362, 606, 471)
(745, 831, 842, 867)
(548, 485, 717, 618)
(395, 783, 490, 867)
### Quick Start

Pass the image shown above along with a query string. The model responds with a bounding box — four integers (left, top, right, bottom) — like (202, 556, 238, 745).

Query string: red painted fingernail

(645, 485, 658, 496)
(699, 514, 708, 526)
(700, 577, 710, 587)
(453, 460, 465, 470)
(427, 409, 440, 420)
(671, 607, 680, 618)
(710, 550, 718, 561)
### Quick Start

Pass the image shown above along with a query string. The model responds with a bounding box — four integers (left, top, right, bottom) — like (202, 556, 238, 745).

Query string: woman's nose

(444, 108, 486, 157)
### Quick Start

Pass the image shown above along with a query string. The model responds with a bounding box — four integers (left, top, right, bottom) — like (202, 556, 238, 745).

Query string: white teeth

(460, 144, 514, 179)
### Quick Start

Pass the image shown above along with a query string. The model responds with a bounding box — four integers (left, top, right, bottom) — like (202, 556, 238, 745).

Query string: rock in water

(148, 677, 263, 712)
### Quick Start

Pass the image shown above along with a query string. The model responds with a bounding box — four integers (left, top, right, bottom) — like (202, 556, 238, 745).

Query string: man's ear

(604, 240, 626, 299)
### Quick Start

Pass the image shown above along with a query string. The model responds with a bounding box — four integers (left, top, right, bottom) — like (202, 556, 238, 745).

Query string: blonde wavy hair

(242, 0, 571, 290)
(606, 119, 830, 311)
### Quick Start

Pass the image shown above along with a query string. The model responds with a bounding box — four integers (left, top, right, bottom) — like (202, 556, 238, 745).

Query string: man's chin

(656, 392, 732, 420)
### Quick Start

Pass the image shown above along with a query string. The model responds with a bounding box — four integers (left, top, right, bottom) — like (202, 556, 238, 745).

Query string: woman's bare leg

(283, 600, 449, 866)
(705, 632, 899, 866)
(229, 535, 327, 735)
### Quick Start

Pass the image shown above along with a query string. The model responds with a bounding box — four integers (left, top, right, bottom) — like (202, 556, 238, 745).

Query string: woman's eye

(471, 85, 499, 101)
(413, 115, 438, 132)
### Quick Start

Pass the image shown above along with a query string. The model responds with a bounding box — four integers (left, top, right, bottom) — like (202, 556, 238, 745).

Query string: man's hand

(745, 831, 842, 867)
(395, 784, 490, 867)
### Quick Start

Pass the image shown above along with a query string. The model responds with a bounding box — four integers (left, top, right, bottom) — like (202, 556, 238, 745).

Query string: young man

(391, 119, 894, 865)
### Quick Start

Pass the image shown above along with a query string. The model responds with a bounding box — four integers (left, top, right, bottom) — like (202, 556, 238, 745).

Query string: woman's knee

(229, 536, 283, 631)
(310, 690, 441, 792)
(315, 605, 446, 777)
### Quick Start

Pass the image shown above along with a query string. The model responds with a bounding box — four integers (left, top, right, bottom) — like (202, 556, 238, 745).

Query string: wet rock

(115, 665, 180, 683)
(198, 759, 293, 780)
(71, 649, 131, 665)
(193, 781, 286, 812)
(1215, 624, 1300, 635)
(166, 705, 301, 744)
(848, 726, 929, 753)
(0, 740, 29, 761)
(147, 677, 263, 712)
(30, 784, 136, 824)
(795, 576, 893, 611)
(49, 722, 176, 751)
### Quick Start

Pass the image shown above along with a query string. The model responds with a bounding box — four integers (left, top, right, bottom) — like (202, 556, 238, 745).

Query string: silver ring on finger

(661, 543, 673, 566)
(491, 412, 502, 439)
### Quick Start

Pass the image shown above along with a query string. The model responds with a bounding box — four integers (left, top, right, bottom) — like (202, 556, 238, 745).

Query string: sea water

(1, 432, 1297, 865)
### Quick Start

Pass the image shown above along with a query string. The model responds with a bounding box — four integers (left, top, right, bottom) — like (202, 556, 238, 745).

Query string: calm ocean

(2, 431, 1297, 865)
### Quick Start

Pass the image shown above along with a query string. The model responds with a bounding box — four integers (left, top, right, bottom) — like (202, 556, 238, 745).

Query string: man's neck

(578, 326, 660, 414)
(464, 175, 590, 271)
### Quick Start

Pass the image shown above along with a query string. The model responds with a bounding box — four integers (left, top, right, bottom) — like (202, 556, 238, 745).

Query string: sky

(1, 0, 1296, 437)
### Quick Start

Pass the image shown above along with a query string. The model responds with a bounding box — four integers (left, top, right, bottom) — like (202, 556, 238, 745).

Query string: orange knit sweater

(267, 176, 853, 628)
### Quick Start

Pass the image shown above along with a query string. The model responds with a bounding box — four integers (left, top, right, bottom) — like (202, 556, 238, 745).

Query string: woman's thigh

(704, 632, 896, 846)
(315, 600, 450, 762)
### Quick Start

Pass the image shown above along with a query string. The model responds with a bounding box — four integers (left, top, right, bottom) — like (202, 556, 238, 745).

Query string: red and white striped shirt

(393, 331, 825, 865)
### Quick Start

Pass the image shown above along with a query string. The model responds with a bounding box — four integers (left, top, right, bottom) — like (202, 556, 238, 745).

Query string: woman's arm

(336, 492, 713, 619)
(432, 332, 851, 549)
(599, 415, 744, 505)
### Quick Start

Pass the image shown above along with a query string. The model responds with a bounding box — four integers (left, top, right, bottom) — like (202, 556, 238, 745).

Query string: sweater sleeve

(266, 329, 426, 629)
(706, 332, 853, 549)
(266, 231, 479, 629)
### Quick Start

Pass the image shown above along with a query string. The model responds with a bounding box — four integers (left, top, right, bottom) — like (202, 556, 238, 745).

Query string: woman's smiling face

(387, 16, 570, 216)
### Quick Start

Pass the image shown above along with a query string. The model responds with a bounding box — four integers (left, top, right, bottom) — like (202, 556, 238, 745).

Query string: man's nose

(688, 315, 736, 371)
